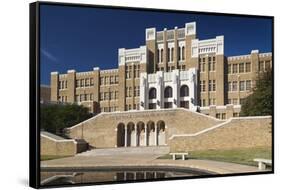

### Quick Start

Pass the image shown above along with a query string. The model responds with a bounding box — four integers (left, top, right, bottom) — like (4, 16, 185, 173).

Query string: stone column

(125, 126, 128, 147)
(154, 126, 158, 146)
(135, 129, 138, 146)
(144, 124, 147, 146)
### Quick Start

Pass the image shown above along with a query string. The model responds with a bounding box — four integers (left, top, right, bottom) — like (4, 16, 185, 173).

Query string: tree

(240, 69, 273, 116)
(40, 104, 92, 135)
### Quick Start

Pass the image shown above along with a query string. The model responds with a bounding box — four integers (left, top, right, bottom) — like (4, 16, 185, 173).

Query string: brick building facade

(50, 22, 272, 119)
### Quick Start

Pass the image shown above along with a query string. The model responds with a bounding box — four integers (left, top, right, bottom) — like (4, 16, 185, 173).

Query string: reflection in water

(41, 169, 211, 186)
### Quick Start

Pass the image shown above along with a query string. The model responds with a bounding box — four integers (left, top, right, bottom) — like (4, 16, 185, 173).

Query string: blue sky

(40, 4, 272, 85)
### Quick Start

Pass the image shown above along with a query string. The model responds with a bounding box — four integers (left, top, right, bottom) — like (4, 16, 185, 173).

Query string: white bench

(253, 158, 272, 170)
(170, 152, 189, 160)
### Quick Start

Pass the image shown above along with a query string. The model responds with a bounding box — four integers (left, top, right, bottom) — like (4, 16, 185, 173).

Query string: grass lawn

(41, 155, 72, 161)
(158, 147, 272, 166)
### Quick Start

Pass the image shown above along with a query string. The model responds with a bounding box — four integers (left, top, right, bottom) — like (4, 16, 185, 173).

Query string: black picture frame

(30, 1, 274, 189)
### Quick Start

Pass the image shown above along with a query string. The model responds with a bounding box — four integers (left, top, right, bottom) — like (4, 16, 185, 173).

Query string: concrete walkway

(41, 147, 260, 174)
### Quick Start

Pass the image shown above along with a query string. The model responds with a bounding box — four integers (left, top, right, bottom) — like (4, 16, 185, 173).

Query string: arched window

(160, 49, 163, 62)
(149, 88, 156, 99)
(171, 47, 174, 62)
(182, 46, 185, 60)
(164, 86, 173, 98)
(180, 85, 189, 97)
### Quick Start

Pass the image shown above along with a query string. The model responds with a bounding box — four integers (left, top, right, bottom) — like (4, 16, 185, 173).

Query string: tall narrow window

(171, 47, 174, 62)
(182, 46, 185, 60)
(160, 49, 163, 63)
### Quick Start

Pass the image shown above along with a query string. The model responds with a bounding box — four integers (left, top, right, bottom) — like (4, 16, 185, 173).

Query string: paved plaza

(41, 146, 260, 174)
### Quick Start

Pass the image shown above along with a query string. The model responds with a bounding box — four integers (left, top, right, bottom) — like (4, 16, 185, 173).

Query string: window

(239, 81, 245, 91)
(85, 94, 88, 101)
(90, 93, 93, 101)
(61, 81, 64, 89)
(216, 113, 221, 119)
(209, 98, 216, 105)
(85, 79, 89, 87)
(259, 61, 265, 71)
(81, 79, 85, 87)
(149, 88, 156, 99)
(100, 92, 104, 101)
(100, 77, 104, 85)
(208, 80, 216, 91)
(202, 99, 206, 107)
(182, 46, 185, 60)
(126, 87, 132, 97)
(149, 103, 156, 109)
(171, 47, 174, 62)
(233, 64, 238, 73)
(233, 112, 239, 117)
(126, 66, 131, 79)
(164, 86, 173, 98)
(168, 48, 170, 62)
(164, 102, 173, 108)
(104, 92, 109, 100)
(200, 80, 206, 92)
(110, 76, 114, 84)
(228, 99, 232, 104)
(178, 47, 181, 61)
(180, 85, 189, 97)
(232, 81, 238, 91)
(233, 98, 238, 105)
(228, 82, 232, 91)
(76, 80, 80, 88)
(134, 86, 140, 96)
(228, 64, 232, 74)
(265, 60, 271, 71)
(239, 63, 245, 73)
(246, 80, 251, 91)
(246, 62, 251, 72)
(115, 91, 119, 99)
(160, 49, 163, 63)
(221, 113, 226, 120)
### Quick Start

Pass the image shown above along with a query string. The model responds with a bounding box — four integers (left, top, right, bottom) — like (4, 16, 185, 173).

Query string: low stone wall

(169, 116, 272, 152)
(40, 132, 88, 156)
(66, 108, 222, 148)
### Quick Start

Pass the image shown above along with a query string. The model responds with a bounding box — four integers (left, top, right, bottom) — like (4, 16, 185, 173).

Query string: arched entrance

(147, 121, 156, 146)
(127, 122, 135, 147)
(157, 120, 166, 146)
(137, 122, 145, 146)
(117, 123, 125, 147)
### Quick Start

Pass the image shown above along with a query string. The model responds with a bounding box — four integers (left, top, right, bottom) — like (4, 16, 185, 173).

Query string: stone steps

(77, 146, 170, 157)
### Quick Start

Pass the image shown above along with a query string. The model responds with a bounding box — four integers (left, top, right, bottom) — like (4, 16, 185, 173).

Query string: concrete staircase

(77, 146, 170, 157)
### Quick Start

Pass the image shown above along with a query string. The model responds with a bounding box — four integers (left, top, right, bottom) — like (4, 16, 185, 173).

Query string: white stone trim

(41, 134, 75, 143)
(185, 22, 196, 36)
(146, 28, 156, 41)
(118, 46, 147, 66)
(251, 49, 259, 54)
(51, 71, 58, 75)
(259, 52, 272, 58)
(227, 54, 251, 61)
(169, 115, 271, 140)
(67, 69, 76, 73)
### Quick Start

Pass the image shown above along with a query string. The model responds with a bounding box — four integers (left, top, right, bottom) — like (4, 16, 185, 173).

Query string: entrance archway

(117, 123, 125, 147)
(137, 122, 145, 146)
(147, 121, 156, 146)
(157, 120, 166, 146)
